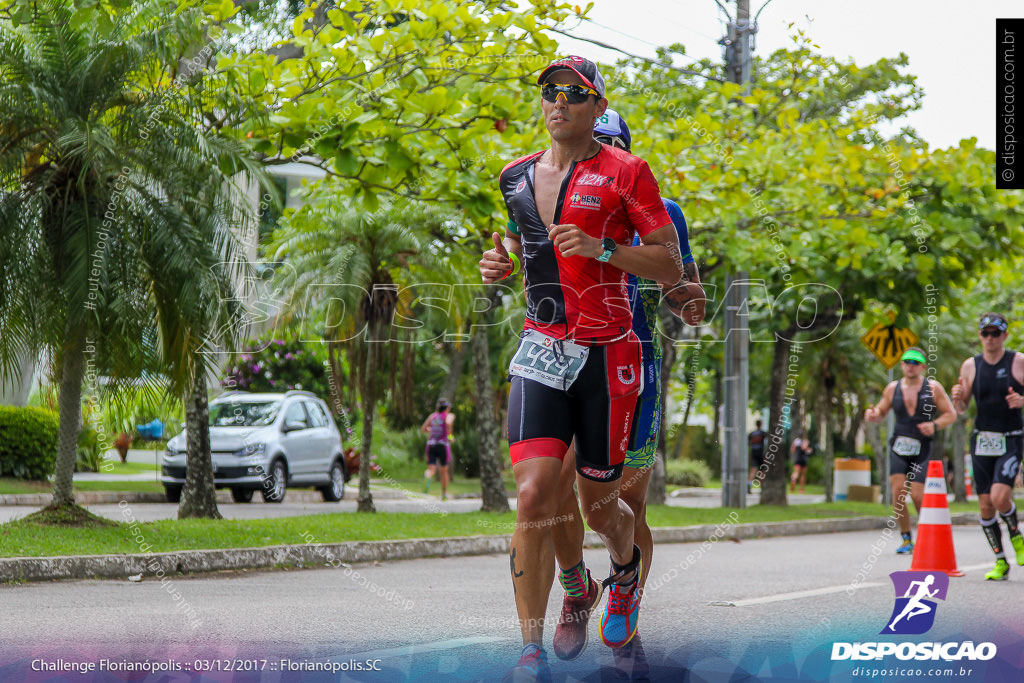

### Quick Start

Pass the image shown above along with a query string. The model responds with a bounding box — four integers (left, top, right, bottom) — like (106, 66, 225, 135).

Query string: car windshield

(209, 400, 281, 427)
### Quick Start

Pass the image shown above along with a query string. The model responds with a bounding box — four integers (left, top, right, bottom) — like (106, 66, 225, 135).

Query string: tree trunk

(328, 340, 346, 390)
(439, 340, 469, 406)
(51, 327, 87, 508)
(358, 332, 380, 513)
(791, 397, 803, 439)
(680, 345, 698, 432)
(327, 341, 352, 445)
(760, 335, 794, 506)
(712, 368, 722, 448)
(844, 395, 864, 453)
(399, 331, 416, 424)
(347, 342, 362, 407)
(389, 331, 400, 400)
(823, 386, 834, 503)
(951, 413, 968, 503)
(473, 321, 509, 513)
(865, 421, 885, 490)
(179, 369, 221, 519)
(932, 424, 946, 467)
(651, 315, 684, 505)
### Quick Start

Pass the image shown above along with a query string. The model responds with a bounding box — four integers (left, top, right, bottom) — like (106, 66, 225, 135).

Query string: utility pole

(721, 0, 755, 508)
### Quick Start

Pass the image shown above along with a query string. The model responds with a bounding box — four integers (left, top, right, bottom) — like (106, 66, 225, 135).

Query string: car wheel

(320, 460, 346, 502)
(261, 460, 287, 503)
(231, 487, 254, 503)
(164, 485, 182, 503)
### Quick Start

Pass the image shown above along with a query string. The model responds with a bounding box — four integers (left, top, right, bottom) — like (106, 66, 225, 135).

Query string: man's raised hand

(479, 232, 512, 283)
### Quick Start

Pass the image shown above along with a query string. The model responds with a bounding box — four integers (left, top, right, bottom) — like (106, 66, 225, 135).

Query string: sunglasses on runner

(902, 359, 923, 366)
(541, 83, 600, 104)
(594, 134, 628, 149)
(981, 329, 1004, 338)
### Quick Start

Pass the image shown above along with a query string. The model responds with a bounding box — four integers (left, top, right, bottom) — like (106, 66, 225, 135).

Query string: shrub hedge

(0, 406, 59, 480)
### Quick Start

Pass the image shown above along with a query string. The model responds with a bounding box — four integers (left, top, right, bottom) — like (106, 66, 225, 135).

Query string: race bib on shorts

(892, 436, 921, 457)
(976, 431, 1007, 456)
(509, 330, 589, 391)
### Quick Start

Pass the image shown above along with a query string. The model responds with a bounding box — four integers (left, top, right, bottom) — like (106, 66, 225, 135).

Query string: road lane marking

(729, 582, 886, 607)
(352, 636, 506, 660)
(728, 563, 996, 607)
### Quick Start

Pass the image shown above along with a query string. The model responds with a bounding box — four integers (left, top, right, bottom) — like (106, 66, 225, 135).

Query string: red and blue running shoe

(502, 643, 552, 683)
(600, 547, 642, 648)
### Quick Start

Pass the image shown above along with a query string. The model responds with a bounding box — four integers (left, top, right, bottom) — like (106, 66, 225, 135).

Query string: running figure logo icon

(881, 571, 949, 635)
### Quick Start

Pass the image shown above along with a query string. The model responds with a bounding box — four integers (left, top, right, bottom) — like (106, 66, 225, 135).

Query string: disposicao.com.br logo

(831, 571, 997, 662)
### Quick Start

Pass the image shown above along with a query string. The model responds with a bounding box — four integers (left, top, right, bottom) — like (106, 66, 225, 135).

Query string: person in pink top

(421, 399, 455, 500)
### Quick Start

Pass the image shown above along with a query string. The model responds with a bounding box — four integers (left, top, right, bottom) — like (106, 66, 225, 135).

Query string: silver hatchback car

(161, 390, 348, 503)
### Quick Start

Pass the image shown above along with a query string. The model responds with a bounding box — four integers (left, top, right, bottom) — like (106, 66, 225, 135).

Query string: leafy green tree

(0, 0, 264, 517)
(207, 0, 579, 220)
(267, 192, 446, 512)
(613, 39, 1024, 506)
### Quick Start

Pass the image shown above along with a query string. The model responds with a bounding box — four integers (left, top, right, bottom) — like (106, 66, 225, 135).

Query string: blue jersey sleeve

(662, 199, 693, 263)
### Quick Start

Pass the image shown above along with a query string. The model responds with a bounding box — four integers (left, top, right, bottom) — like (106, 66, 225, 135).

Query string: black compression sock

(982, 516, 1006, 558)
(610, 544, 641, 585)
(1000, 503, 1020, 536)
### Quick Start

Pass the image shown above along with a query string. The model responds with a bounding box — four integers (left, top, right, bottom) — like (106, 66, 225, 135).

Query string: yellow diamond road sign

(861, 324, 921, 370)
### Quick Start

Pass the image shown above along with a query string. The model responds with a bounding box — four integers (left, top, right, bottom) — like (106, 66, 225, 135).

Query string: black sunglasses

(981, 329, 1004, 338)
(541, 83, 599, 104)
(595, 134, 628, 150)
(902, 359, 923, 366)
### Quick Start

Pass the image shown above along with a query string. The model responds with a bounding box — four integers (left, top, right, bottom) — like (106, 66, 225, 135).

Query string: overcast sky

(554, 0, 1018, 150)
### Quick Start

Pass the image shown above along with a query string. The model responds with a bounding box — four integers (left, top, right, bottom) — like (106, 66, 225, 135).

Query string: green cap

(901, 348, 927, 364)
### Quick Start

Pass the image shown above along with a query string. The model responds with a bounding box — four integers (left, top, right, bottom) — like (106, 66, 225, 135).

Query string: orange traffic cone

(911, 460, 964, 577)
(964, 463, 973, 497)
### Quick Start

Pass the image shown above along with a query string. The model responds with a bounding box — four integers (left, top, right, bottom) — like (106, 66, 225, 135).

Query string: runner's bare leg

(552, 444, 585, 570)
(511, 456, 563, 645)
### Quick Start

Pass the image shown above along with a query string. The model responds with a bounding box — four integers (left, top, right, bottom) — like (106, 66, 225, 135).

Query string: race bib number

(892, 436, 921, 457)
(976, 431, 1007, 456)
(509, 330, 589, 391)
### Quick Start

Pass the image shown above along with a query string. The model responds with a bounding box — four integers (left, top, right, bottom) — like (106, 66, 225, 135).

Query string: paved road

(1, 528, 1021, 682)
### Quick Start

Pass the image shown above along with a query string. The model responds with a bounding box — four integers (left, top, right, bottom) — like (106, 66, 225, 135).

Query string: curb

(0, 513, 980, 583)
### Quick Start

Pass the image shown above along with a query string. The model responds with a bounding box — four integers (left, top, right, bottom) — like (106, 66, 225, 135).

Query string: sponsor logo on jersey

(996, 367, 1008, 378)
(515, 179, 527, 193)
(576, 173, 611, 187)
(617, 365, 636, 385)
(569, 192, 602, 210)
(580, 466, 614, 480)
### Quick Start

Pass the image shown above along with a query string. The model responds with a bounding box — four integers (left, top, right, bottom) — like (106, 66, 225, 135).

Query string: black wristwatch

(597, 237, 617, 262)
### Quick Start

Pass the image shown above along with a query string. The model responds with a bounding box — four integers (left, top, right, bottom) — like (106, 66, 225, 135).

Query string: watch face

(602, 238, 616, 251)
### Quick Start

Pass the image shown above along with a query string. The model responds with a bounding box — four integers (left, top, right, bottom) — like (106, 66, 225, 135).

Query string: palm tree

(269, 192, 443, 512)
(0, 0, 264, 515)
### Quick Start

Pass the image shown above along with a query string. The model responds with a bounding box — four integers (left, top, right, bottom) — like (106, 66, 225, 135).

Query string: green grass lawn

(0, 478, 164, 495)
(397, 476, 516, 498)
(96, 459, 161, 474)
(72, 481, 164, 493)
(0, 501, 980, 559)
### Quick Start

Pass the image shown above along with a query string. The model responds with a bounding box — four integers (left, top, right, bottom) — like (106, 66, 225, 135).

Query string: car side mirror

(282, 421, 305, 433)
